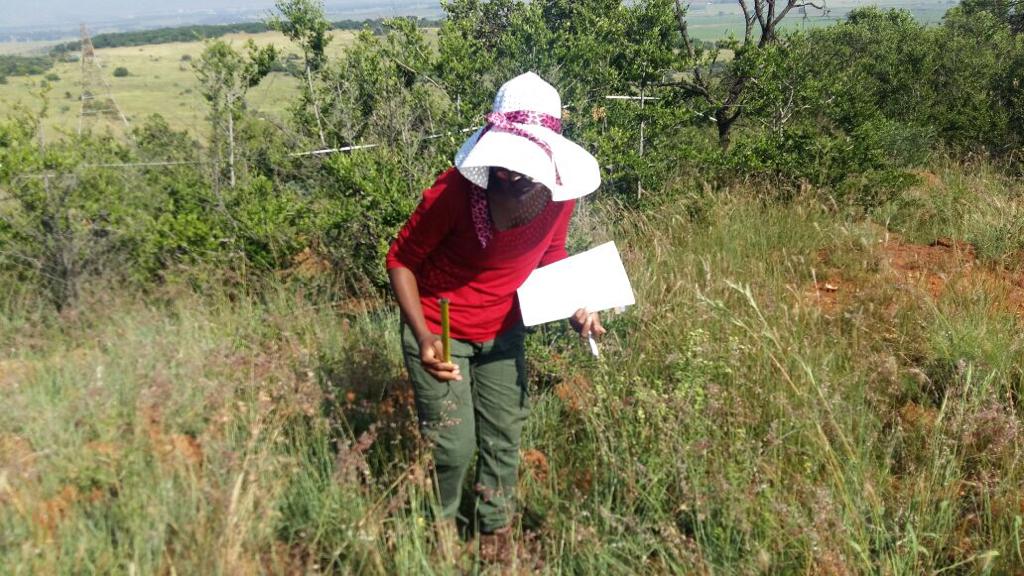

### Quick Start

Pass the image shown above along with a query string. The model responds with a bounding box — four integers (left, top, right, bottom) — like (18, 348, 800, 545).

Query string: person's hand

(570, 309, 606, 339)
(418, 334, 462, 381)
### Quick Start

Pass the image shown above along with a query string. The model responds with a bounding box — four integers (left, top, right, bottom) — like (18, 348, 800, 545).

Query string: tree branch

(674, 0, 696, 61)
(738, 0, 755, 44)
(752, 0, 767, 38)
(387, 54, 451, 99)
(772, 0, 826, 28)
(673, 0, 716, 104)
(673, 79, 712, 100)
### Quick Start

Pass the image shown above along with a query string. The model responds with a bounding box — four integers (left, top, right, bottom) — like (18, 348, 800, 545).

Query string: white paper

(517, 241, 636, 327)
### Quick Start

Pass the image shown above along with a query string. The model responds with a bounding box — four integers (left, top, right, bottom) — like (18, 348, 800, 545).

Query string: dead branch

(772, 0, 826, 28)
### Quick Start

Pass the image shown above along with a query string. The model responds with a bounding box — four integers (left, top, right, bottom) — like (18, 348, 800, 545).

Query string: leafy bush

(0, 54, 53, 77)
(795, 7, 1020, 154)
(113, 66, 130, 77)
(836, 169, 921, 211)
(0, 114, 143, 308)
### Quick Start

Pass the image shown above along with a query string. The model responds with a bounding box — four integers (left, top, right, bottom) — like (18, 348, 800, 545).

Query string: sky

(0, 0, 441, 33)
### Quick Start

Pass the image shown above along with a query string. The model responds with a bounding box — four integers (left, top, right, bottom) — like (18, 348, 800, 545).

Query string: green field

(684, 0, 954, 39)
(0, 40, 72, 55)
(0, 31, 359, 141)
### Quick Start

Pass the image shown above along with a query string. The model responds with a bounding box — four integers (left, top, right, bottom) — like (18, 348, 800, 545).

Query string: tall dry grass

(2, 161, 1024, 574)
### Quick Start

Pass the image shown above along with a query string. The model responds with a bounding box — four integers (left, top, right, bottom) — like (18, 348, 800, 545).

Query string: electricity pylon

(77, 24, 130, 135)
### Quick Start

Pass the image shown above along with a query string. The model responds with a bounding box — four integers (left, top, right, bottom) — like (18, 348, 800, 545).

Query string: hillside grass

(2, 162, 1024, 573)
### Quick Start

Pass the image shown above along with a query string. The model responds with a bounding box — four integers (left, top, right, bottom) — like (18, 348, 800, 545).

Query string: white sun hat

(455, 72, 601, 201)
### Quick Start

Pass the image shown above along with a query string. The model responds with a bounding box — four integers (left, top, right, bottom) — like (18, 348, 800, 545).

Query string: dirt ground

(809, 235, 1024, 316)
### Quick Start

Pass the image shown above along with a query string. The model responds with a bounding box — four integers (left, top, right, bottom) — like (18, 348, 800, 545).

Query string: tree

(434, 0, 684, 197)
(961, 0, 1023, 33)
(0, 111, 141, 309)
(194, 39, 277, 190)
(435, 0, 508, 120)
(673, 0, 827, 149)
(270, 0, 332, 146)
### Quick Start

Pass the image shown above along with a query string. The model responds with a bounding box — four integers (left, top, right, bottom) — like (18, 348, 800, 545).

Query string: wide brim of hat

(454, 125, 600, 202)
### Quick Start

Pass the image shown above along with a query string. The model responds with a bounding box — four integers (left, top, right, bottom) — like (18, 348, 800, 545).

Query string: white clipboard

(517, 241, 635, 327)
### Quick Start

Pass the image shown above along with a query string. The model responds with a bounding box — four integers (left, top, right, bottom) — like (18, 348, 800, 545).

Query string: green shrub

(0, 54, 53, 77)
(851, 118, 935, 169)
(315, 148, 438, 290)
(113, 66, 129, 77)
(837, 169, 921, 211)
(0, 116, 144, 308)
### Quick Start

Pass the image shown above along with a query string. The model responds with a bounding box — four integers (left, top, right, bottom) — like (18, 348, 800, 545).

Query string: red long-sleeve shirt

(386, 168, 574, 342)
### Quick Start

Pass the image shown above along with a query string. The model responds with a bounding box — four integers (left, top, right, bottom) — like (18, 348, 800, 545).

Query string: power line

(10, 91, 684, 177)
(290, 143, 380, 157)
(605, 95, 661, 101)
(83, 160, 206, 168)
(288, 126, 481, 158)
(6, 123, 478, 177)
(7, 160, 208, 180)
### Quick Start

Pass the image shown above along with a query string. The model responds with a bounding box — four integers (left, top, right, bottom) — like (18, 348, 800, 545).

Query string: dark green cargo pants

(401, 323, 528, 533)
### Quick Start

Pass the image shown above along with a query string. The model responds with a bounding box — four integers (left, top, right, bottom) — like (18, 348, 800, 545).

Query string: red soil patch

(24, 482, 109, 538)
(141, 406, 204, 468)
(914, 170, 942, 189)
(807, 276, 843, 313)
(571, 468, 594, 497)
(554, 374, 595, 413)
(0, 360, 33, 391)
(0, 435, 37, 490)
(881, 237, 976, 299)
(167, 434, 204, 467)
(520, 449, 549, 484)
(34, 485, 81, 535)
(84, 440, 123, 462)
(290, 247, 332, 279)
(807, 235, 1024, 316)
(898, 402, 939, 431)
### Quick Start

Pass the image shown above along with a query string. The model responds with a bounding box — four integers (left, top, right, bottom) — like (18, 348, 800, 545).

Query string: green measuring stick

(439, 298, 451, 363)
